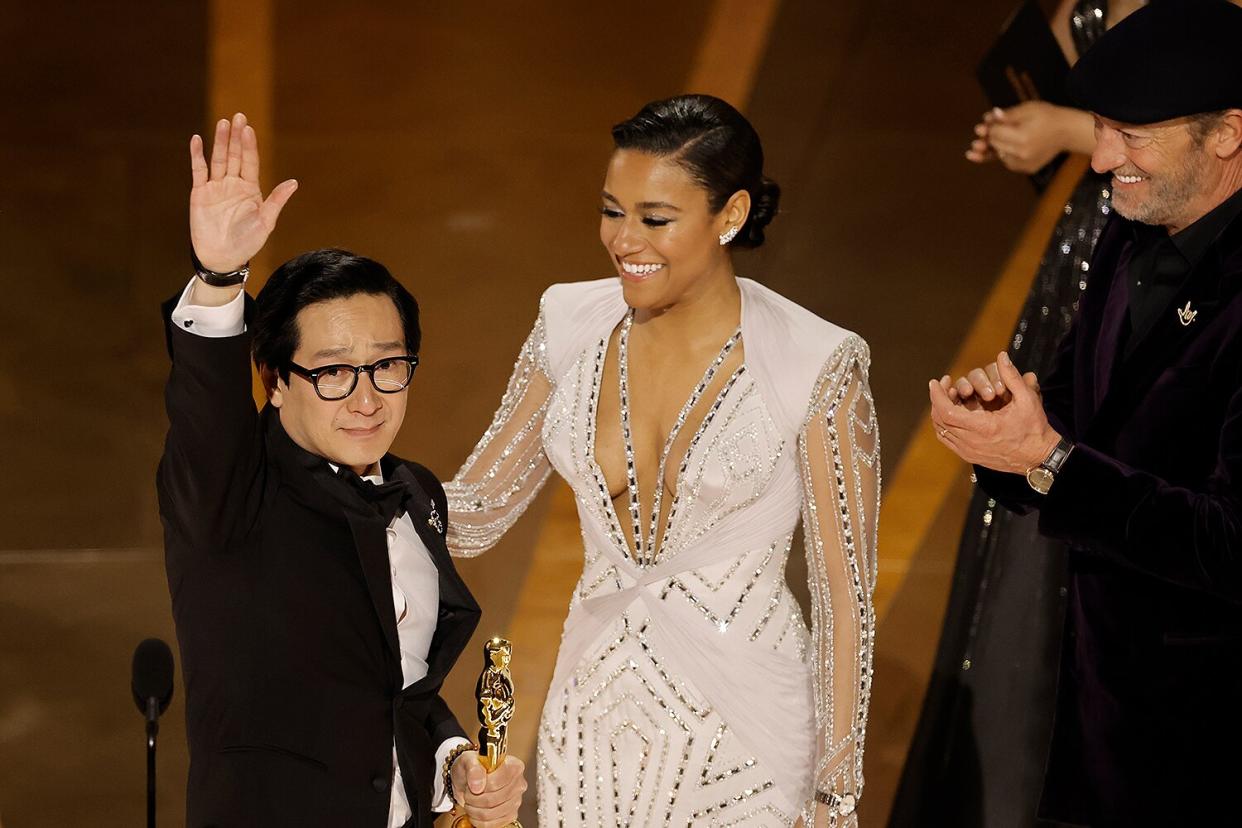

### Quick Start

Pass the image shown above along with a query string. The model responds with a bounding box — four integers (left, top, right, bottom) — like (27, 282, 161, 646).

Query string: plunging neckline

(591, 309, 745, 567)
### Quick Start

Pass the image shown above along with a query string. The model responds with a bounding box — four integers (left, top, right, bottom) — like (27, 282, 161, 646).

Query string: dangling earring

(718, 226, 739, 246)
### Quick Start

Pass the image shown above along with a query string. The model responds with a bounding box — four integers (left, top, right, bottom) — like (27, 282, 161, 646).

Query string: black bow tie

(335, 466, 413, 524)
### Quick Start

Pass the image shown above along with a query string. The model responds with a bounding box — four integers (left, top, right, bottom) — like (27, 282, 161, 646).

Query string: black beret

(1068, 0, 1242, 124)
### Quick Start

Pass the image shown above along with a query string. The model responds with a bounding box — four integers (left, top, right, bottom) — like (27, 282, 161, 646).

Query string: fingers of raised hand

(1023, 371, 1040, 393)
(226, 112, 246, 178)
(258, 178, 299, 229)
(240, 124, 260, 183)
(208, 118, 230, 181)
(190, 134, 209, 188)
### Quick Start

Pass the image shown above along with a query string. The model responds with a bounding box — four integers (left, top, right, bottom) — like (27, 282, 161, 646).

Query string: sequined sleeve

(444, 307, 555, 556)
(797, 337, 880, 827)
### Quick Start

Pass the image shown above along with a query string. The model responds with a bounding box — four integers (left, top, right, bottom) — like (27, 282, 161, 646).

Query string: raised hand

(189, 112, 297, 272)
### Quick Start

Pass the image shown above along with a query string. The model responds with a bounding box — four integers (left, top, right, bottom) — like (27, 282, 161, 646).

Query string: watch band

(814, 789, 858, 818)
(191, 247, 250, 287)
(1042, 437, 1075, 474)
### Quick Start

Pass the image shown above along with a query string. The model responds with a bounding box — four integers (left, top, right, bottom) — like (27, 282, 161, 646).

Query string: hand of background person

(929, 352, 1059, 473)
(189, 112, 297, 273)
(937, 361, 1040, 411)
(450, 751, 527, 828)
(966, 101, 1072, 174)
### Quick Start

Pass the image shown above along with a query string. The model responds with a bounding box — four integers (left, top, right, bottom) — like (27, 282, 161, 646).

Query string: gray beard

(1112, 149, 1209, 229)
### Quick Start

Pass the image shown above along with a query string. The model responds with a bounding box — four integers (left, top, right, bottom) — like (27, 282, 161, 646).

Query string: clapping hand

(929, 352, 1060, 474)
(937, 359, 1040, 411)
(189, 112, 297, 274)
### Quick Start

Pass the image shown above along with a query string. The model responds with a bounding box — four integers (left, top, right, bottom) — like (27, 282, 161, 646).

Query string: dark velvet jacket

(976, 205, 1242, 826)
(157, 296, 480, 828)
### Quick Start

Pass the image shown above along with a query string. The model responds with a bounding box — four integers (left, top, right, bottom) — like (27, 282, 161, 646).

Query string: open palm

(189, 112, 297, 272)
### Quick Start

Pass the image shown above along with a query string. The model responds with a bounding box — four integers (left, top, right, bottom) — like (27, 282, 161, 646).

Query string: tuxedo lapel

(1091, 264, 1130, 416)
(266, 411, 403, 679)
(343, 509, 403, 679)
(390, 463, 481, 683)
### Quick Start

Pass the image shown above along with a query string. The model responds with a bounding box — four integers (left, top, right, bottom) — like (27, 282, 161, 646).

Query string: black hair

(251, 248, 420, 382)
(610, 94, 780, 249)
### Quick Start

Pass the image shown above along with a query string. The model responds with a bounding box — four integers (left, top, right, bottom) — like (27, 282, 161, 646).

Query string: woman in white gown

(445, 95, 880, 827)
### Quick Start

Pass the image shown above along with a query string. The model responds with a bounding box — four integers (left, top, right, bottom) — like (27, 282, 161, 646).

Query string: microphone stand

(146, 697, 159, 828)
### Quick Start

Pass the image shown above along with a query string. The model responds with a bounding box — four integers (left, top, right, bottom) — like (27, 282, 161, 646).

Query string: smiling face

(1091, 115, 1219, 231)
(599, 149, 748, 311)
(269, 292, 410, 475)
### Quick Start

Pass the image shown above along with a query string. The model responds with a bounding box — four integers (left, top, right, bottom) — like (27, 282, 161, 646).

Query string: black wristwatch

(1025, 437, 1075, 495)
(191, 247, 250, 287)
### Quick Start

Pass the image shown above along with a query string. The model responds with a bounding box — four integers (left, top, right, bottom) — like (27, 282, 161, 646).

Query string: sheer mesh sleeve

(797, 337, 881, 827)
(444, 306, 555, 556)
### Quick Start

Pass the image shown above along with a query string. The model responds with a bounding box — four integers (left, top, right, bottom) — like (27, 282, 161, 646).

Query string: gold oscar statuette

(452, 637, 522, 828)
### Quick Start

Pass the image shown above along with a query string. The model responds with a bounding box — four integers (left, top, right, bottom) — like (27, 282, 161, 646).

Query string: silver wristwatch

(815, 789, 857, 818)
(1025, 437, 1074, 495)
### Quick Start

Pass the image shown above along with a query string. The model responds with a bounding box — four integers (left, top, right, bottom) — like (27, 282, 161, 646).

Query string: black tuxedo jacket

(977, 209, 1242, 825)
(157, 296, 480, 828)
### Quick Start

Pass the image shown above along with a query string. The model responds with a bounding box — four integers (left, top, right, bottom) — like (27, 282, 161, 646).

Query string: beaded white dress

(445, 277, 879, 827)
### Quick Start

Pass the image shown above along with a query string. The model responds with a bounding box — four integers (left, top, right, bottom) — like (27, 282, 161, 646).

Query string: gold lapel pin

(1177, 301, 1198, 327)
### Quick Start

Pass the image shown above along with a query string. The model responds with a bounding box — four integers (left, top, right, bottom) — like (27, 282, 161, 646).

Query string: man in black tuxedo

(929, 2, 1242, 825)
(158, 113, 525, 828)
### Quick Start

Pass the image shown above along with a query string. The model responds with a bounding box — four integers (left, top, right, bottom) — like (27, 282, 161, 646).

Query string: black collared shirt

(1126, 186, 1242, 348)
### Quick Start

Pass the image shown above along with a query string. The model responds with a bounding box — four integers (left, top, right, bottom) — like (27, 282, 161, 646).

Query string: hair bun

(735, 176, 781, 249)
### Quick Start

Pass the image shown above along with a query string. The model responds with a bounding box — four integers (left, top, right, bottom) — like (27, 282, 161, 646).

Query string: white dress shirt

(172, 278, 468, 825)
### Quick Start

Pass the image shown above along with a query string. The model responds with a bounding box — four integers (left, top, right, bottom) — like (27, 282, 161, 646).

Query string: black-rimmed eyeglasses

(287, 355, 419, 401)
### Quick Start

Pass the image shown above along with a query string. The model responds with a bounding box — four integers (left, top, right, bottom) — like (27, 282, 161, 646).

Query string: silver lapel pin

(427, 501, 444, 534)
(1177, 301, 1198, 327)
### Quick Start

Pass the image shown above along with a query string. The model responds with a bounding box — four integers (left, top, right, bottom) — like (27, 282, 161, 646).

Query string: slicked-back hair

(611, 94, 781, 249)
(251, 248, 420, 382)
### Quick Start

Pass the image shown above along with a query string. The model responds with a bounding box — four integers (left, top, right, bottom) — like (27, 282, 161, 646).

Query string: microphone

(131, 638, 174, 828)
(131, 638, 175, 731)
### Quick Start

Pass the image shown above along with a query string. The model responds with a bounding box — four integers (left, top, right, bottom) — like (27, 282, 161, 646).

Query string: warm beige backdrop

(0, 2, 1040, 825)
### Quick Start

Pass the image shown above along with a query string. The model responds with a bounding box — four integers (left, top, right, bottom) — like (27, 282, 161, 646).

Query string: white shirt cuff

(169, 276, 246, 337)
(432, 736, 473, 813)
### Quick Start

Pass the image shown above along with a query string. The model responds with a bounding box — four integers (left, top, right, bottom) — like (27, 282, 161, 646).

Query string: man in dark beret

(927, 1, 1242, 824)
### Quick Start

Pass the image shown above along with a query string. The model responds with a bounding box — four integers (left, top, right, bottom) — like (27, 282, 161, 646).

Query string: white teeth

(621, 261, 665, 275)
(1115, 174, 1144, 184)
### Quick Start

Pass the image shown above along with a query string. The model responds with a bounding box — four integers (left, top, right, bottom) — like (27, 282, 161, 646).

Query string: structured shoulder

(739, 278, 866, 435)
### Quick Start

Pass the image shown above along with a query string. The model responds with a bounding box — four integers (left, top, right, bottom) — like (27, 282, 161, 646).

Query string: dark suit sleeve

(426, 695, 469, 746)
(157, 292, 264, 554)
(1036, 382, 1242, 601)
